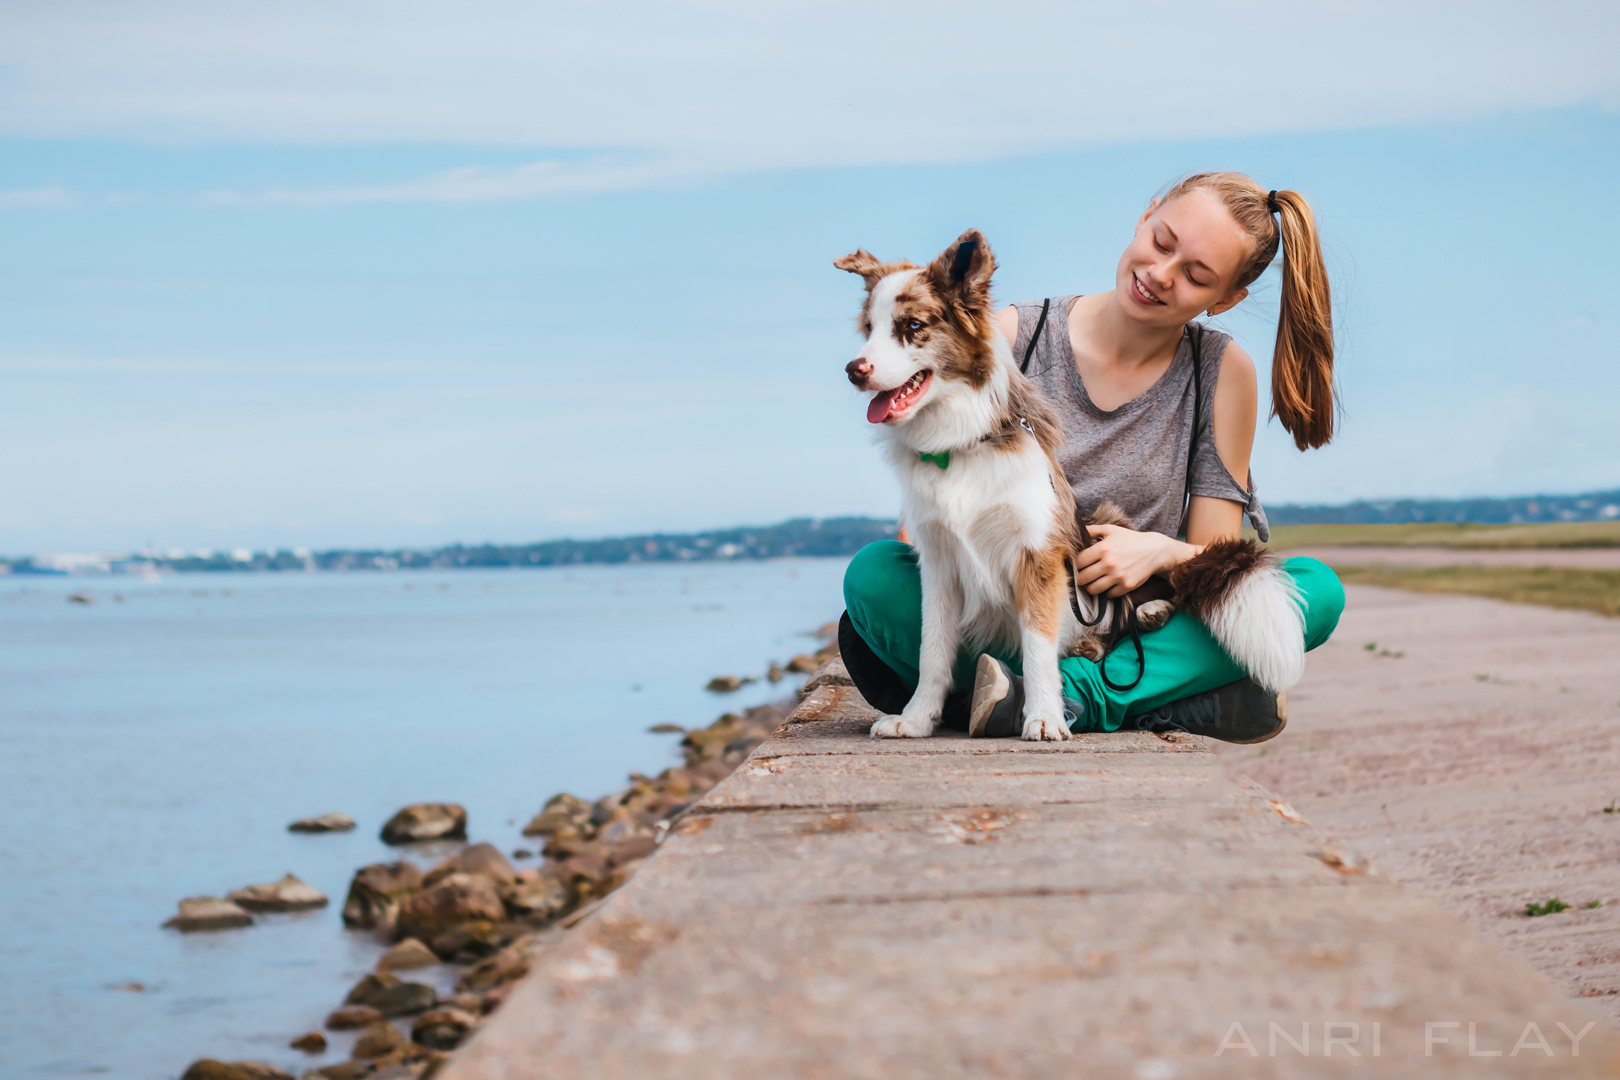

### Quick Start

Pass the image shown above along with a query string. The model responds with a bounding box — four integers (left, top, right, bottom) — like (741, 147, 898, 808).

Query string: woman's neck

(1076, 291, 1186, 370)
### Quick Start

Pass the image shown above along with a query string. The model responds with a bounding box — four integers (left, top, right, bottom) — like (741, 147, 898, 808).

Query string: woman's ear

(1205, 286, 1249, 317)
(1136, 198, 1161, 229)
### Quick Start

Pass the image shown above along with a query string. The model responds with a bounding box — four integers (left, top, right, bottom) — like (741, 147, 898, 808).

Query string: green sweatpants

(842, 540, 1344, 732)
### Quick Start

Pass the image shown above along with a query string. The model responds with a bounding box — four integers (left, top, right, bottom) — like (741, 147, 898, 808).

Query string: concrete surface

(1217, 584, 1620, 1028)
(444, 658, 1620, 1078)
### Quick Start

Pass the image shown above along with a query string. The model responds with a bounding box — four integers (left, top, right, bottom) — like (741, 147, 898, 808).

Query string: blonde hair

(1161, 172, 1336, 450)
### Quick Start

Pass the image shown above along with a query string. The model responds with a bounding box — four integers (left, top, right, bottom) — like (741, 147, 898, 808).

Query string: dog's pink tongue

(867, 388, 899, 424)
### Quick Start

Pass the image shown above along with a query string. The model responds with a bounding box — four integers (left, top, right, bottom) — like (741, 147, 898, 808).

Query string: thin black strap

(1019, 298, 1051, 374)
(1097, 606, 1146, 692)
(1181, 324, 1204, 529)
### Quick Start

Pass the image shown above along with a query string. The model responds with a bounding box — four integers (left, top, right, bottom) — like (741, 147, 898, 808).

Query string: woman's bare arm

(1183, 339, 1257, 547)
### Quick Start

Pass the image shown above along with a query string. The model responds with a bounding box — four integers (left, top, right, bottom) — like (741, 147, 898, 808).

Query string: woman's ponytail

(1158, 173, 1338, 450)
(1270, 190, 1336, 450)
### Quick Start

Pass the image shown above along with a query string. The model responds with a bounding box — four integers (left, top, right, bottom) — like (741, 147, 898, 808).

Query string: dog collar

(918, 417, 1034, 471)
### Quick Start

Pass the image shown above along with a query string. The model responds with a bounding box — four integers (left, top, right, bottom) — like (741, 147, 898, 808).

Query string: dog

(836, 229, 1306, 741)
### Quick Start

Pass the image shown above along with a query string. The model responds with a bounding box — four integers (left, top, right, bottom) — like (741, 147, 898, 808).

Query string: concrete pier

(444, 664, 1620, 1078)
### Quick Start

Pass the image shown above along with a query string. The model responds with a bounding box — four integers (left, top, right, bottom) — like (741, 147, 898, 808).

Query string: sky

(2, 1, 1618, 555)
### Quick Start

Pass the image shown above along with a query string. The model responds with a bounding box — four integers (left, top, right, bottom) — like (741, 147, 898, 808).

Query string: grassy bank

(1332, 565, 1620, 618)
(1260, 521, 1620, 550)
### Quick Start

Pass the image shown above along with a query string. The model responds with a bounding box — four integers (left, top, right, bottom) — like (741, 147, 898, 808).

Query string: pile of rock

(178, 655, 825, 1080)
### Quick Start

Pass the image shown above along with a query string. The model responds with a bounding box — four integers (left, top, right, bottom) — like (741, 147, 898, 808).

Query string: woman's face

(1113, 189, 1252, 328)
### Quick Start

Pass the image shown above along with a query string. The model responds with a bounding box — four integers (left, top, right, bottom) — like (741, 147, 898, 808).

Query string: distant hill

(1266, 488, 1620, 526)
(3, 516, 903, 574)
(8, 488, 1620, 574)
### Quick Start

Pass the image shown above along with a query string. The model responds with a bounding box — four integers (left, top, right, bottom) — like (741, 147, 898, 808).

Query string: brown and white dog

(836, 229, 1306, 741)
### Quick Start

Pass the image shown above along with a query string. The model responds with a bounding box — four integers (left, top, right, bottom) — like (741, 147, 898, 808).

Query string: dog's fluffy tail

(1170, 539, 1305, 693)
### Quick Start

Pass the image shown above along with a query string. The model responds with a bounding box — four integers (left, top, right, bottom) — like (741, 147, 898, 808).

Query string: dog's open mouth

(867, 369, 933, 424)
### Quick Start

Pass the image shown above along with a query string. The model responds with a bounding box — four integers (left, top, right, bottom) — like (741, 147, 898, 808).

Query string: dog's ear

(924, 229, 995, 305)
(834, 249, 892, 289)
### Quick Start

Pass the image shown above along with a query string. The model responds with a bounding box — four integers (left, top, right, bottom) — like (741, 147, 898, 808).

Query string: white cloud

(0, 186, 73, 209)
(1, 1, 1616, 202)
(203, 154, 702, 205)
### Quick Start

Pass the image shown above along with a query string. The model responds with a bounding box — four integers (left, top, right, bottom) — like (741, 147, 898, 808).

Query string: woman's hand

(1071, 524, 1192, 597)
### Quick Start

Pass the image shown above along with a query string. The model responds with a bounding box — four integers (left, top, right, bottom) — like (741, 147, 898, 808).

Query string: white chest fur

(888, 436, 1060, 644)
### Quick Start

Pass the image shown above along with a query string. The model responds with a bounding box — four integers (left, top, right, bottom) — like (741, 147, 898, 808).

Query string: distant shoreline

(6, 485, 1618, 574)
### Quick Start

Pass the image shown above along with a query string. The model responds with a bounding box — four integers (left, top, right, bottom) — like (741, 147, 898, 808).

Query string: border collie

(836, 229, 1305, 741)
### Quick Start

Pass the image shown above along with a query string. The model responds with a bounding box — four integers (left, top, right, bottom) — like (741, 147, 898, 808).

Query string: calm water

(0, 559, 849, 1079)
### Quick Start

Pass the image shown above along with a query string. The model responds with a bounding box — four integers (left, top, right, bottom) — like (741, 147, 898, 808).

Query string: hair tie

(1266, 190, 1280, 214)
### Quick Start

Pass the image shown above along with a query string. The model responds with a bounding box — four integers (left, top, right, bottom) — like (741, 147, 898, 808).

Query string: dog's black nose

(845, 358, 872, 387)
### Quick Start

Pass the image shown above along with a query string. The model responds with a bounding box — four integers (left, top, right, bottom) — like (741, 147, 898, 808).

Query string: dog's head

(835, 229, 999, 427)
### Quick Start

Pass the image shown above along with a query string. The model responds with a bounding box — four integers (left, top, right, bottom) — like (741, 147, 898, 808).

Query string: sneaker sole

(968, 654, 1009, 738)
(1221, 689, 1289, 745)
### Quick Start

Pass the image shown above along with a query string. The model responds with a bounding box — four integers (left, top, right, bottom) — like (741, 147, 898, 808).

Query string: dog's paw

(1136, 599, 1178, 632)
(1021, 715, 1071, 742)
(1068, 636, 1106, 662)
(870, 713, 938, 739)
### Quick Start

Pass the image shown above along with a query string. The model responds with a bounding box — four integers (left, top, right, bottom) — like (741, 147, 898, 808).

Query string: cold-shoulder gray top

(1012, 295, 1270, 542)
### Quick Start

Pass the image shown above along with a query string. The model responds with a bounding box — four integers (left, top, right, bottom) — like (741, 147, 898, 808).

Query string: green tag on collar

(919, 450, 950, 470)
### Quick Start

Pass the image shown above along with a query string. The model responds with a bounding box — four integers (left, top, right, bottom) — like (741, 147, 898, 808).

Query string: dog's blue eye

(908, 320, 923, 331)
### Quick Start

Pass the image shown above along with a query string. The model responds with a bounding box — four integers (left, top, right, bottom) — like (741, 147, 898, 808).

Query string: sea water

(0, 558, 850, 1079)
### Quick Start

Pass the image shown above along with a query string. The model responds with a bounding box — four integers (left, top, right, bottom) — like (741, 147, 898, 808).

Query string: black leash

(1042, 317, 1205, 694)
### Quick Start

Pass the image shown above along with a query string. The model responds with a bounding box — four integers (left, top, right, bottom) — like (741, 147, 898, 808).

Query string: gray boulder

(288, 812, 356, 833)
(380, 803, 467, 844)
(179, 1062, 293, 1080)
(163, 897, 253, 932)
(228, 873, 328, 912)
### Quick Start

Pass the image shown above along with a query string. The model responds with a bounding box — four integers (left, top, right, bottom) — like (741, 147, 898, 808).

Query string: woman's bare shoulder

(1214, 338, 1257, 395)
(994, 305, 1019, 346)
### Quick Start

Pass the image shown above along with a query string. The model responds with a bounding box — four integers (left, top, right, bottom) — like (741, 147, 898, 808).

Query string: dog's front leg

(1017, 550, 1072, 742)
(870, 551, 961, 739)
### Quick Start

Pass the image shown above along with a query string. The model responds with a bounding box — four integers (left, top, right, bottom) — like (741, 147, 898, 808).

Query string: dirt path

(1288, 545, 1620, 568)
(1215, 584, 1620, 1024)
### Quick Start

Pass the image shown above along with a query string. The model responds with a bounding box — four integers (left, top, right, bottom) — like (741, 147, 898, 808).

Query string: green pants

(842, 540, 1345, 732)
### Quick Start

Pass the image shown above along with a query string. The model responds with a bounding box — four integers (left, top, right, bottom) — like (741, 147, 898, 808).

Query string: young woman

(839, 172, 1346, 742)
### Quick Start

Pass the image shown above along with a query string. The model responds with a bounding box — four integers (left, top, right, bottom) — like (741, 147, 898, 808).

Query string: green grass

(1331, 565, 1620, 618)
(1526, 898, 1571, 917)
(1259, 521, 1620, 550)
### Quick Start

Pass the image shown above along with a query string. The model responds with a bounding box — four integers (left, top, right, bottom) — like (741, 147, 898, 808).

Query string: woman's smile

(1129, 272, 1166, 306)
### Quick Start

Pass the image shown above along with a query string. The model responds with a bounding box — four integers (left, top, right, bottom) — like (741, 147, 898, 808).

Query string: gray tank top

(1013, 295, 1270, 542)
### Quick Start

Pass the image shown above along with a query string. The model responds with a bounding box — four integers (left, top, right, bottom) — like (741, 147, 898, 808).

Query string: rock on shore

(396, 873, 506, 951)
(288, 812, 356, 833)
(342, 862, 424, 931)
(228, 874, 328, 912)
(324, 1004, 384, 1030)
(380, 803, 467, 844)
(411, 1006, 477, 1050)
(164, 897, 254, 932)
(377, 937, 439, 970)
(345, 971, 438, 1017)
(179, 1062, 293, 1080)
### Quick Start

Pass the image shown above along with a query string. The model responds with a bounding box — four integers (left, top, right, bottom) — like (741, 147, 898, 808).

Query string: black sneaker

(1129, 679, 1288, 744)
(967, 655, 1087, 737)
